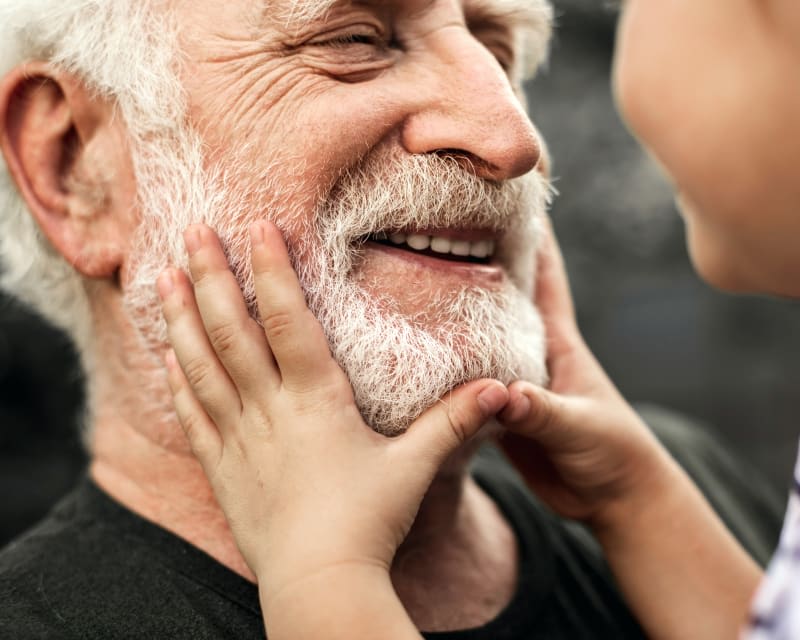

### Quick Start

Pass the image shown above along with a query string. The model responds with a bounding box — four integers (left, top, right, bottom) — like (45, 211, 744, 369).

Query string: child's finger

(534, 215, 576, 324)
(249, 221, 340, 390)
(184, 225, 280, 397)
(533, 218, 585, 369)
(399, 380, 509, 471)
(159, 268, 242, 431)
(498, 380, 582, 449)
(165, 348, 223, 471)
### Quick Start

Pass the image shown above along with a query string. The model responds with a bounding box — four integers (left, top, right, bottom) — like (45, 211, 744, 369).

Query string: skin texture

(0, 0, 551, 632)
(162, 0, 799, 639)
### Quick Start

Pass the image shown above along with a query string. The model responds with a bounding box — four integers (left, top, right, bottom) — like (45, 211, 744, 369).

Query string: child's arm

(498, 219, 763, 639)
(157, 222, 509, 640)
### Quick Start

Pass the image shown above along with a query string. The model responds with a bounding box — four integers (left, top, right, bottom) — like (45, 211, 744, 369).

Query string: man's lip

(362, 241, 505, 284)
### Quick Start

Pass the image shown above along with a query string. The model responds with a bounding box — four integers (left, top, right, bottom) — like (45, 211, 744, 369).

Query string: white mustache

(302, 151, 552, 297)
(315, 152, 551, 250)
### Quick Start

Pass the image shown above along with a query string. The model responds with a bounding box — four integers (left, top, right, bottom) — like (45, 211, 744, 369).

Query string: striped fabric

(742, 442, 800, 639)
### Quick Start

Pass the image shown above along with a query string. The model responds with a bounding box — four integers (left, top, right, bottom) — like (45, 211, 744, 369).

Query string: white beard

(303, 263, 548, 435)
(123, 134, 551, 435)
(295, 152, 550, 435)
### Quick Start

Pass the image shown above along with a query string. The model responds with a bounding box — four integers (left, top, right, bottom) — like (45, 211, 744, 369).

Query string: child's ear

(0, 62, 137, 279)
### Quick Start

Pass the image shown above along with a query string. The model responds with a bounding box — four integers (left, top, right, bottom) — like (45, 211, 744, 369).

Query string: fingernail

(184, 227, 202, 256)
(477, 384, 507, 415)
(157, 271, 175, 300)
(506, 394, 531, 423)
(250, 221, 265, 246)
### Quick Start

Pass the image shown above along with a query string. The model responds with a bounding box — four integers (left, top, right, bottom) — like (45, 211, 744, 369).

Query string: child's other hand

(499, 218, 762, 640)
(498, 217, 679, 529)
(157, 222, 508, 602)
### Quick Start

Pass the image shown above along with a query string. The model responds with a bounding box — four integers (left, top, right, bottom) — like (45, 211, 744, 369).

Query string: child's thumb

(499, 382, 580, 450)
(401, 380, 509, 469)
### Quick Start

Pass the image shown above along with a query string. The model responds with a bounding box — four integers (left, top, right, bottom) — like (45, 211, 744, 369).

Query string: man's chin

(320, 286, 547, 438)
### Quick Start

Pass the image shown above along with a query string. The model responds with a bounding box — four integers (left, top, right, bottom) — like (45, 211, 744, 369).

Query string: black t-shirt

(0, 411, 784, 639)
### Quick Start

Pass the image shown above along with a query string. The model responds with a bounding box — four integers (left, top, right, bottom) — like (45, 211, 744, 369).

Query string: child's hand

(497, 219, 761, 640)
(498, 217, 681, 529)
(157, 222, 508, 609)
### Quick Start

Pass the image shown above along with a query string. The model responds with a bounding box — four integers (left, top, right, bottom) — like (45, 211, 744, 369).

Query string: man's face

(125, 0, 553, 433)
(613, 0, 800, 295)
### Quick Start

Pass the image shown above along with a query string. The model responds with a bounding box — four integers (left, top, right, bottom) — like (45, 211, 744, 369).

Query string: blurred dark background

(1, 1, 798, 547)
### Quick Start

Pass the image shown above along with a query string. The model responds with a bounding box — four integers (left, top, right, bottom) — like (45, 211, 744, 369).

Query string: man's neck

(391, 473, 519, 631)
(90, 413, 517, 631)
(90, 416, 257, 579)
(90, 413, 489, 579)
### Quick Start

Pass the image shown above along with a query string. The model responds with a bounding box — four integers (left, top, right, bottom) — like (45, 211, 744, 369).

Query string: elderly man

(0, 0, 781, 638)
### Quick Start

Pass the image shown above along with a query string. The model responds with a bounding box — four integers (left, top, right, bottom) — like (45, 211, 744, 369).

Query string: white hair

(0, 0, 184, 368)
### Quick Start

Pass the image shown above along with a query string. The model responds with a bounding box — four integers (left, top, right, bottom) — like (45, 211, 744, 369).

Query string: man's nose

(402, 35, 542, 181)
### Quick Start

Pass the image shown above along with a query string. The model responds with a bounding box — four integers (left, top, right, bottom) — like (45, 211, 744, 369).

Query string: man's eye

(302, 23, 398, 80)
(308, 28, 386, 49)
(321, 33, 378, 47)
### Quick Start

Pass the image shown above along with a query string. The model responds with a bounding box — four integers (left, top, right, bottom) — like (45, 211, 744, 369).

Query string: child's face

(612, 1, 800, 296)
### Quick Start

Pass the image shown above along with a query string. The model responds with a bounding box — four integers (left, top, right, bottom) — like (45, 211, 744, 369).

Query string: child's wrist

(258, 558, 393, 608)
(260, 563, 404, 637)
(587, 444, 687, 538)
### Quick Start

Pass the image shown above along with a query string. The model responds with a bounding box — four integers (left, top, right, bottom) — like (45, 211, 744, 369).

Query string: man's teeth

(383, 232, 495, 259)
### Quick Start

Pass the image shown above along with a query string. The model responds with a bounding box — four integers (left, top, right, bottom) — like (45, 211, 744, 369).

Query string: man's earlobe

(0, 63, 133, 279)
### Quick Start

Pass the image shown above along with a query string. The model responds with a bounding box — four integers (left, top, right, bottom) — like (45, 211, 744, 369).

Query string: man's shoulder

(0, 488, 114, 638)
(0, 484, 167, 638)
(0, 479, 264, 639)
(0, 479, 168, 589)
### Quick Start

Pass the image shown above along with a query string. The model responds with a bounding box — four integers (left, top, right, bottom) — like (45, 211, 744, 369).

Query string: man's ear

(0, 62, 136, 280)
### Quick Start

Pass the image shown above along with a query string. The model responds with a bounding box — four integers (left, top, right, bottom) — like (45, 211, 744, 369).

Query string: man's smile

(367, 228, 497, 265)
(360, 228, 505, 289)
